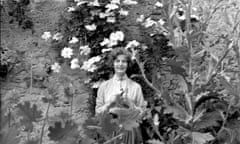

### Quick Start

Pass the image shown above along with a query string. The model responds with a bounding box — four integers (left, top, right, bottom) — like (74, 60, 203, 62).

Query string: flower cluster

(100, 31, 125, 47)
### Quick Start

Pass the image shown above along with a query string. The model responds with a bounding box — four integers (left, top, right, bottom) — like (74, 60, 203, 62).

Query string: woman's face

(114, 54, 128, 76)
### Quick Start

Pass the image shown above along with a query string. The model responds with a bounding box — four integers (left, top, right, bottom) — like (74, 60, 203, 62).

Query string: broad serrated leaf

(219, 76, 239, 97)
(17, 102, 43, 131)
(99, 113, 119, 136)
(219, 76, 239, 104)
(164, 104, 191, 122)
(225, 120, 240, 142)
(193, 111, 221, 130)
(48, 120, 80, 144)
(82, 117, 100, 138)
(0, 127, 20, 144)
(109, 107, 141, 131)
(191, 132, 214, 144)
(166, 60, 187, 76)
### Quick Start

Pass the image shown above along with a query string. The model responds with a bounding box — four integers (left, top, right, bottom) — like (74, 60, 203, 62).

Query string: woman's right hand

(106, 89, 124, 109)
(112, 89, 124, 103)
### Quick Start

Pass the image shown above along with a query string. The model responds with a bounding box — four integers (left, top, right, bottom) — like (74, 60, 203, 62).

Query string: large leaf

(98, 113, 119, 137)
(193, 111, 221, 130)
(225, 120, 240, 143)
(109, 107, 142, 131)
(17, 102, 43, 131)
(166, 60, 187, 77)
(164, 104, 191, 122)
(0, 126, 20, 144)
(48, 120, 80, 144)
(219, 76, 239, 104)
(191, 132, 215, 144)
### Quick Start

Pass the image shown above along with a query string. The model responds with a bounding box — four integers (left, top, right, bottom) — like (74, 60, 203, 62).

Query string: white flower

(101, 48, 112, 53)
(111, 0, 120, 4)
(88, 0, 100, 6)
(79, 45, 91, 55)
(107, 17, 116, 23)
(141, 45, 148, 50)
(119, 9, 129, 16)
(61, 47, 73, 58)
(131, 49, 138, 60)
(100, 38, 110, 46)
(84, 78, 91, 84)
(153, 113, 160, 126)
(192, 7, 197, 11)
(67, 7, 76, 12)
(125, 40, 140, 49)
(123, 0, 138, 5)
(155, 2, 163, 8)
(85, 24, 97, 31)
(51, 62, 61, 73)
(69, 37, 79, 44)
(99, 12, 109, 18)
(110, 31, 124, 42)
(41, 32, 51, 41)
(81, 56, 101, 72)
(108, 40, 118, 47)
(89, 56, 101, 63)
(143, 18, 156, 28)
(136, 15, 144, 23)
(92, 81, 104, 88)
(158, 19, 165, 25)
(101, 31, 124, 47)
(52, 32, 63, 41)
(77, 1, 88, 6)
(178, 15, 185, 20)
(70, 58, 80, 69)
(191, 14, 199, 20)
(105, 3, 119, 11)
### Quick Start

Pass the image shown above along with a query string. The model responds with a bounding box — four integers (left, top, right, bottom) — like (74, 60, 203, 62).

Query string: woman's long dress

(95, 75, 146, 144)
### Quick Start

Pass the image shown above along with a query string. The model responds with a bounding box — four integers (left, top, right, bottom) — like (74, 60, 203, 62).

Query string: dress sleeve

(95, 82, 108, 115)
(135, 84, 146, 109)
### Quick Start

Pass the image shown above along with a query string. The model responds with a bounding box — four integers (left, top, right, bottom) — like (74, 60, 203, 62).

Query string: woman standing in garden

(95, 48, 146, 144)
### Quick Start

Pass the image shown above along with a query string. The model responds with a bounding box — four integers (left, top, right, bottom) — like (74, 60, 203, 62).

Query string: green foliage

(17, 102, 43, 131)
(48, 121, 79, 144)
(0, 126, 20, 144)
(5, 0, 34, 30)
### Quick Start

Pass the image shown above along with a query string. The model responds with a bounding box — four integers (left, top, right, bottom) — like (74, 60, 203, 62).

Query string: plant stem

(39, 102, 51, 144)
(186, 0, 193, 114)
(205, 41, 233, 84)
(70, 96, 73, 115)
(103, 133, 124, 144)
(30, 51, 33, 94)
(135, 58, 162, 96)
(168, 0, 175, 47)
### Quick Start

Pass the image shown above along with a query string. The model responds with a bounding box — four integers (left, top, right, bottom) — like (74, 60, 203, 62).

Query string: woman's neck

(114, 73, 127, 80)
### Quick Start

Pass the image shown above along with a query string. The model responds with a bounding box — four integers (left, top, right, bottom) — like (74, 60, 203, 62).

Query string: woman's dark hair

(108, 47, 133, 76)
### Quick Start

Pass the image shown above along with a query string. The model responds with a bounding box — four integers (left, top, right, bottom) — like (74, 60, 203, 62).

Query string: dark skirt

(111, 127, 143, 144)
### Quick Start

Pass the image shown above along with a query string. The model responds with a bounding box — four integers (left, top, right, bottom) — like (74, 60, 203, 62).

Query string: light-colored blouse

(95, 75, 146, 114)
